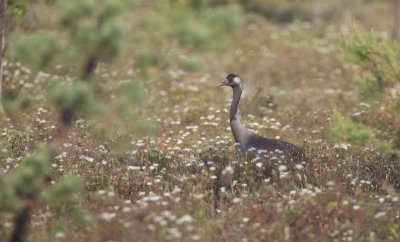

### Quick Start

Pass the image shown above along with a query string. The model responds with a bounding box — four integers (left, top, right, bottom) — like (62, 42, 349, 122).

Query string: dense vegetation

(0, 0, 399, 241)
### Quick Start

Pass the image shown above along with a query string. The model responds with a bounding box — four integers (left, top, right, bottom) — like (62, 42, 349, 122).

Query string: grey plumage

(219, 73, 305, 160)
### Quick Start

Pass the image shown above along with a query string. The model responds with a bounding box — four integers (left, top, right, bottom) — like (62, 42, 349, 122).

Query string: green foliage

(7, 0, 31, 17)
(377, 142, 391, 154)
(48, 82, 96, 116)
(188, 0, 205, 9)
(0, 148, 51, 209)
(355, 75, 382, 101)
(8, 0, 133, 72)
(115, 81, 144, 104)
(0, 3, 132, 223)
(334, 28, 400, 149)
(134, 48, 160, 71)
(330, 113, 373, 145)
(0, 147, 83, 211)
(3, 91, 31, 114)
(170, 21, 212, 49)
(56, 0, 134, 63)
(203, 5, 244, 33)
(181, 55, 203, 72)
(395, 100, 400, 114)
(41, 176, 84, 205)
(394, 128, 400, 149)
(149, 3, 244, 50)
(241, 0, 310, 23)
(57, 0, 94, 26)
(0, 147, 7, 159)
(112, 80, 144, 120)
(338, 28, 400, 87)
(7, 0, 144, 132)
(9, 31, 66, 70)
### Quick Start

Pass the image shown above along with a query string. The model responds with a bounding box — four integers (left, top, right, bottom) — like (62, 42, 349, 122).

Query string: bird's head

(218, 73, 242, 88)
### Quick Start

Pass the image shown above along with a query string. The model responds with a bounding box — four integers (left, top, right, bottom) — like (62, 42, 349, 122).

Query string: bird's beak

(218, 80, 229, 87)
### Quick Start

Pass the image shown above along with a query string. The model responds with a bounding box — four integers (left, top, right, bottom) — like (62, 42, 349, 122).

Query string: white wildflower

(127, 166, 140, 171)
(278, 165, 287, 172)
(167, 228, 182, 238)
(176, 215, 193, 224)
(55, 232, 65, 239)
(295, 164, 304, 170)
(374, 212, 386, 219)
(100, 212, 116, 222)
(222, 166, 234, 175)
(80, 155, 94, 163)
(242, 217, 250, 223)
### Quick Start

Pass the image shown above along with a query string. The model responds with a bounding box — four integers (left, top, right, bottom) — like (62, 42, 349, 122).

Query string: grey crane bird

(219, 73, 305, 160)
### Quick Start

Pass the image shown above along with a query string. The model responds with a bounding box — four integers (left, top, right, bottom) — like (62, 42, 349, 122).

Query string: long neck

(230, 86, 242, 121)
(229, 85, 251, 149)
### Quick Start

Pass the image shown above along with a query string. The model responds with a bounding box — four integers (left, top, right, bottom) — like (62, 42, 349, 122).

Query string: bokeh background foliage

(1, 0, 400, 241)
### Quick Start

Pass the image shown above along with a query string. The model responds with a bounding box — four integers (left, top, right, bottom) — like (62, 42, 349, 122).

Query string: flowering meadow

(1, 1, 400, 241)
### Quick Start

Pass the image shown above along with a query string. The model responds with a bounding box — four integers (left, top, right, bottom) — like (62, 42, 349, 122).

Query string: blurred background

(3, 0, 399, 119)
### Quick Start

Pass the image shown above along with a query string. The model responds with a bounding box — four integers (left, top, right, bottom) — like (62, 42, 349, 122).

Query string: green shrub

(0, 147, 82, 211)
(9, 0, 131, 72)
(338, 28, 400, 87)
(170, 21, 211, 49)
(9, 31, 66, 70)
(242, 0, 310, 23)
(163, 3, 243, 50)
(181, 55, 203, 72)
(135, 48, 160, 71)
(394, 128, 400, 149)
(355, 75, 382, 101)
(203, 5, 244, 32)
(1, 1, 145, 241)
(112, 80, 145, 120)
(334, 28, 400, 149)
(330, 113, 373, 145)
(48, 82, 95, 114)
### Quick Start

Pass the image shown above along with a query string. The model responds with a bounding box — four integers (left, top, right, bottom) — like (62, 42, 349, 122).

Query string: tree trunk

(10, 199, 36, 242)
(394, 0, 400, 42)
(81, 55, 97, 80)
(0, 0, 6, 113)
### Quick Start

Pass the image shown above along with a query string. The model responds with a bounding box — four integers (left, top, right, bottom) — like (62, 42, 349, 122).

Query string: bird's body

(220, 73, 305, 160)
